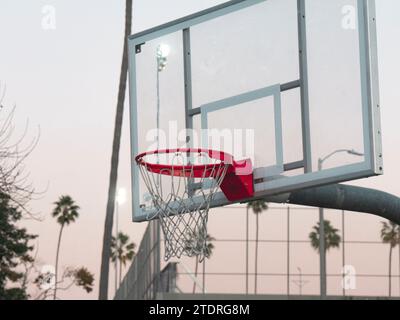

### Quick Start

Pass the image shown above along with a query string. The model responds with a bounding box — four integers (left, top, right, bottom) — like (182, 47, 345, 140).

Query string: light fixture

(116, 188, 127, 205)
(157, 44, 170, 72)
(157, 44, 170, 58)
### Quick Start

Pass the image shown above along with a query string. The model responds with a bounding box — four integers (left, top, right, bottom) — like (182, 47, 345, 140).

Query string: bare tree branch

(0, 99, 44, 219)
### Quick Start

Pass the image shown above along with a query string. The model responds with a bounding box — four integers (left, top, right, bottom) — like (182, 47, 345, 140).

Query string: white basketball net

(137, 151, 229, 261)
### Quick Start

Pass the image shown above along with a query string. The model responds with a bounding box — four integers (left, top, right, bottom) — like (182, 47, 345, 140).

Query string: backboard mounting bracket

(135, 43, 145, 54)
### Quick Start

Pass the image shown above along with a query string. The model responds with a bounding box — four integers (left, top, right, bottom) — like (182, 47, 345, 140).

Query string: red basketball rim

(135, 148, 234, 178)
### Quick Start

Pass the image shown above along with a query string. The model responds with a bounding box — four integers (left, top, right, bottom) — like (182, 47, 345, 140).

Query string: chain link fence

(116, 206, 400, 299)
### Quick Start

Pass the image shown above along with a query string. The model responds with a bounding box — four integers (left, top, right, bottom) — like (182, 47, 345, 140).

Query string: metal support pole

(342, 210, 346, 297)
(297, 0, 312, 173)
(314, 149, 362, 299)
(246, 206, 249, 295)
(155, 220, 161, 298)
(287, 207, 290, 297)
(183, 28, 193, 145)
(183, 28, 195, 196)
(202, 260, 206, 294)
(299, 268, 303, 296)
(285, 184, 400, 225)
(156, 67, 160, 152)
(318, 206, 327, 298)
(318, 160, 327, 299)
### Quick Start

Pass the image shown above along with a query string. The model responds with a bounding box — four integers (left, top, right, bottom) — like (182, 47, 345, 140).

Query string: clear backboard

(128, 0, 382, 222)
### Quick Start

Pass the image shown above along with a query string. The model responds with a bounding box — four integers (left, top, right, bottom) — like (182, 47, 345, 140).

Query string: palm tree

(51, 195, 80, 300)
(309, 220, 341, 252)
(309, 220, 341, 297)
(99, 0, 133, 300)
(380, 220, 399, 297)
(247, 200, 268, 294)
(110, 232, 136, 285)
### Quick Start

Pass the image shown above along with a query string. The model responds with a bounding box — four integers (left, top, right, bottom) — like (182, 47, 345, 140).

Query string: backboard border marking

(200, 84, 284, 179)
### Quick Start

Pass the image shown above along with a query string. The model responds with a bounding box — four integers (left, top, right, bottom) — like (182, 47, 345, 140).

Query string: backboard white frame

(128, 0, 382, 222)
(201, 84, 284, 178)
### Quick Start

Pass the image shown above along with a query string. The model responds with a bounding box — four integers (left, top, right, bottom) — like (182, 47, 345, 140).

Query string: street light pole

(317, 159, 327, 299)
(342, 210, 346, 297)
(298, 268, 303, 296)
(292, 267, 309, 296)
(318, 149, 363, 299)
(246, 206, 249, 295)
(287, 207, 290, 297)
(156, 44, 169, 154)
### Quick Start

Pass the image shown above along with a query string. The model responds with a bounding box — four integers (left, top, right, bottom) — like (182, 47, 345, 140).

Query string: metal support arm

(278, 184, 400, 225)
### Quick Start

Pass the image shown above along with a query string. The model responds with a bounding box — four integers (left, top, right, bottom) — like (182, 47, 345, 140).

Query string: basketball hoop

(135, 148, 254, 260)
